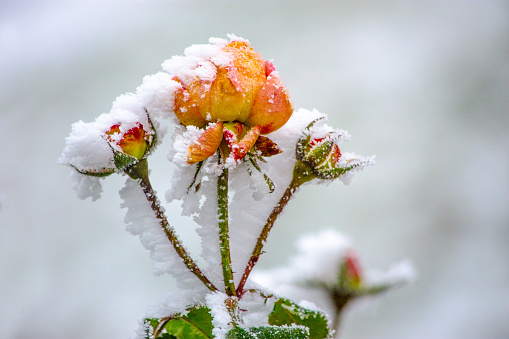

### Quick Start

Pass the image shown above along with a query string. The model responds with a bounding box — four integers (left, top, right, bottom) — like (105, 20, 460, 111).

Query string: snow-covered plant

(60, 35, 408, 338)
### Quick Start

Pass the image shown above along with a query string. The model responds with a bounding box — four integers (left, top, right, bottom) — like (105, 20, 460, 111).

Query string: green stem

(236, 179, 301, 298)
(217, 166, 236, 296)
(126, 159, 217, 292)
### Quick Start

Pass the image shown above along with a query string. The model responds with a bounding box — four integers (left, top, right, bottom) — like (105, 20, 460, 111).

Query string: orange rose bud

(173, 39, 293, 135)
(106, 123, 148, 160)
(187, 122, 224, 164)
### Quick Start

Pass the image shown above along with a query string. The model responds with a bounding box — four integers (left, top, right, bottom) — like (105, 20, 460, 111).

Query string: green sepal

(268, 298, 331, 339)
(314, 161, 361, 180)
(227, 325, 309, 339)
(144, 306, 214, 339)
(144, 110, 158, 156)
(187, 161, 204, 193)
(295, 117, 326, 160)
(303, 139, 336, 167)
(292, 160, 317, 186)
(71, 165, 115, 177)
(113, 150, 139, 171)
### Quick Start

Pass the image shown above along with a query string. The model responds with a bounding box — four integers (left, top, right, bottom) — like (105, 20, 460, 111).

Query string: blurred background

(1, 1, 508, 338)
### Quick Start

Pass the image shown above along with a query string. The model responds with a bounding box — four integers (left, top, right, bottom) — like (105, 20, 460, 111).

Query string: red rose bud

(343, 251, 362, 289)
(106, 123, 149, 160)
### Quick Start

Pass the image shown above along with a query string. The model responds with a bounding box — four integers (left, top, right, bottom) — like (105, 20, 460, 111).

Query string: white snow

(205, 292, 233, 339)
(119, 178, 207, 293)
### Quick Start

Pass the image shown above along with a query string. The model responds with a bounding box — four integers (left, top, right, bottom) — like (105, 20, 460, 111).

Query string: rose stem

(128, 159, 217, 292)
(236, 179, 301, 298)
(217, 164, 236, 297)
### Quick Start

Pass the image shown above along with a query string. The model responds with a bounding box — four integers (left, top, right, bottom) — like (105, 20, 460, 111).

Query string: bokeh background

(1, 1, 508, 338)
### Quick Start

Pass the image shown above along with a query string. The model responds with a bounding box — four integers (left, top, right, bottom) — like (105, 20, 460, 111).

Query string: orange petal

(173, 77, 207, 128)
(245, 72, 293, 134)
(222, 41, 266, 123)
(207, 67, 245, 122)
(187, 122, 224, 164)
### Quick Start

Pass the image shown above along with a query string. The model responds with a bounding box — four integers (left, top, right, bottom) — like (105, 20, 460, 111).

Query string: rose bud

(172, 38, 293, 164)
(342, 250, 363, 289)
(106, 122, 153, 170)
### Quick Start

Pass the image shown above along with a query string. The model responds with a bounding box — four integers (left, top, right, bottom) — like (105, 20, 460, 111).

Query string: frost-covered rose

(170, 39, 293, 164)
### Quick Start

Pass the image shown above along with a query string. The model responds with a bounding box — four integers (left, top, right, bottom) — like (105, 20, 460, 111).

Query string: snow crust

(161, 35, 246, 87)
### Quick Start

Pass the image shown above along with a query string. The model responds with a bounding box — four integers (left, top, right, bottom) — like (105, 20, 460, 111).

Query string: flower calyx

(293, 118, 363, 185)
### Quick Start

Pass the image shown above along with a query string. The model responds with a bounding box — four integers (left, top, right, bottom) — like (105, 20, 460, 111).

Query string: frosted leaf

(335, 153, 376, 185)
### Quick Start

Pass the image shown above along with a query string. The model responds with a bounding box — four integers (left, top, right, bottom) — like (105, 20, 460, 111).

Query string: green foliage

(268, 298, 330, 339)
(144, 295, 333, 339)
(227, 325, 309, 339)
(145, 306, 213, 339)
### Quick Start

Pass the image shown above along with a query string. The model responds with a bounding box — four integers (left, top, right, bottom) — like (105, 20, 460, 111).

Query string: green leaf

(145, 306, 214, 339)
(268, 298, 331, 339)
(227, 326, 309, 339)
